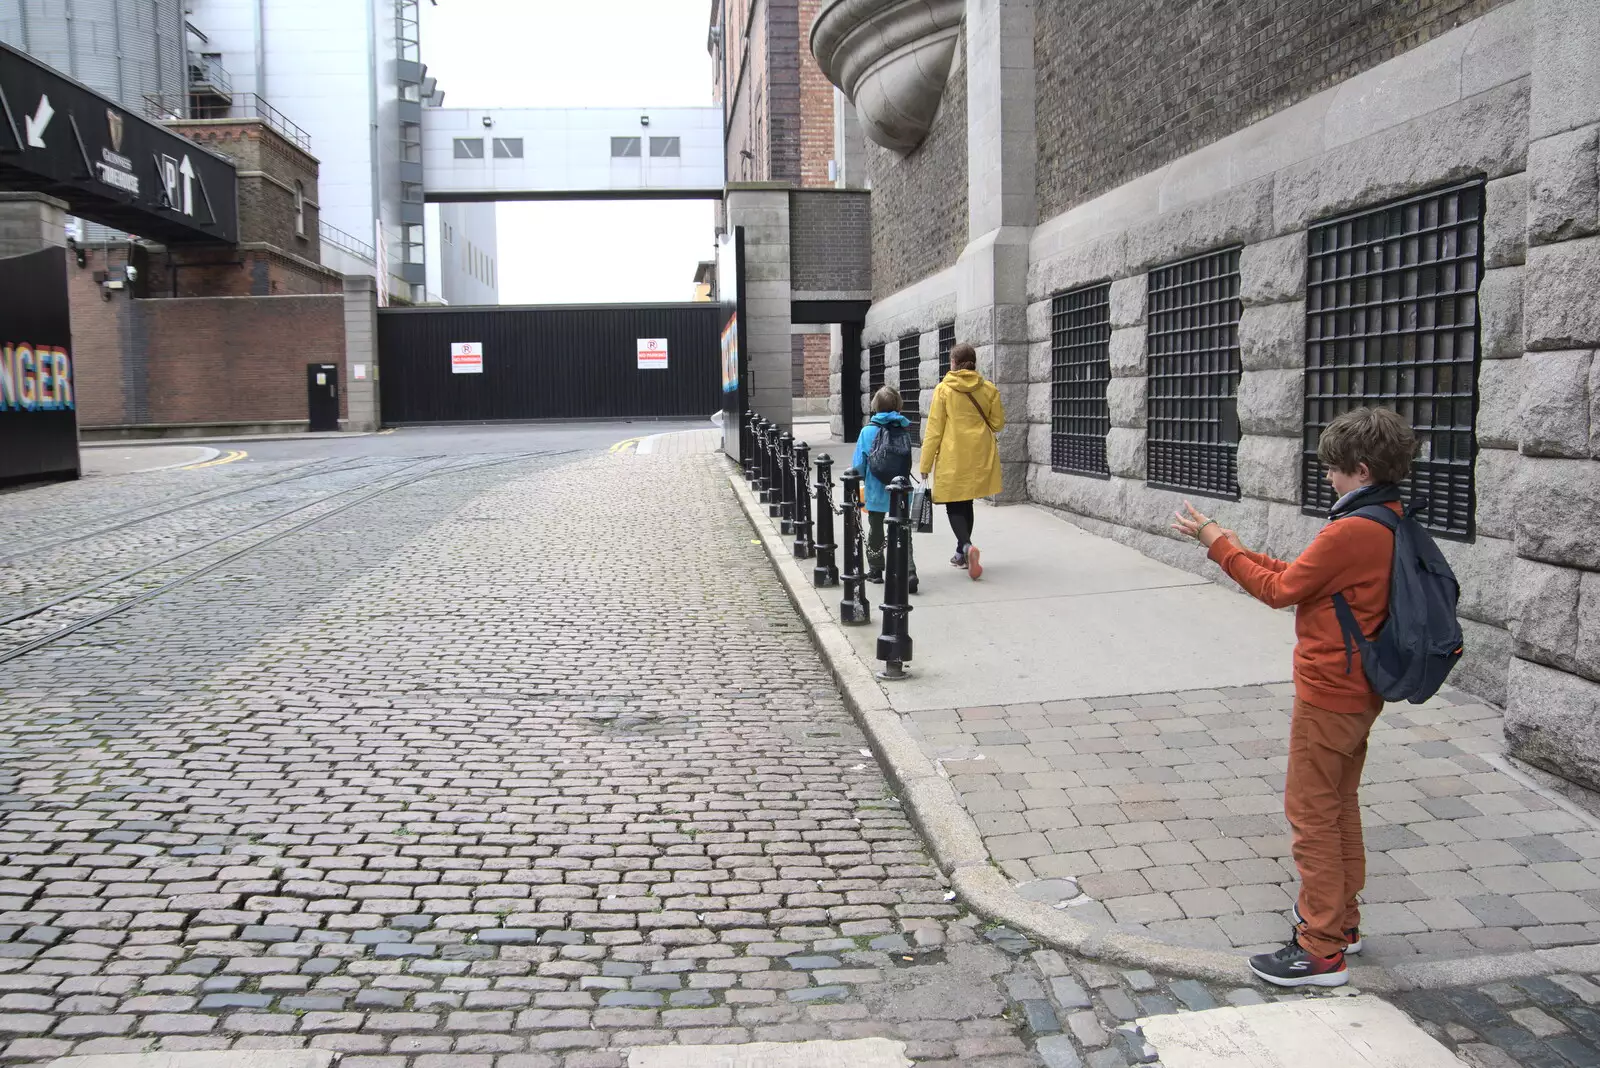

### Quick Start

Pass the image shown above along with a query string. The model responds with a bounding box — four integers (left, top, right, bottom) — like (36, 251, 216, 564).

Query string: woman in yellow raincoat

(918, 342, 1005, 579)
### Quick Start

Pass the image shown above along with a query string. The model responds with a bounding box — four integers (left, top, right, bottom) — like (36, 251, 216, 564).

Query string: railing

(142, 93, 313, 154)
(188, 56, 233, 98)
(319, 220, 376, 264)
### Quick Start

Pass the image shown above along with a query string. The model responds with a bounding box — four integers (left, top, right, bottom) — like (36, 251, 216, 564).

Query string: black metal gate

(377, 303, 722, 424)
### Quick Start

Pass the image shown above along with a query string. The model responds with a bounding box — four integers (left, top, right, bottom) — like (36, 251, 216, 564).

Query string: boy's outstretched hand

(1172, 500, 1229, 549)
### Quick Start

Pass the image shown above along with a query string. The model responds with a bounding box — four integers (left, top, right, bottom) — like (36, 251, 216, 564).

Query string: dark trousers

(866, 511, 916, 577)
(945, 500, 975, 554)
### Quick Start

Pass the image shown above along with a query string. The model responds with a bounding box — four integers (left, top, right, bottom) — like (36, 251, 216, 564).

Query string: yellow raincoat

(918, 369, 1005, 502)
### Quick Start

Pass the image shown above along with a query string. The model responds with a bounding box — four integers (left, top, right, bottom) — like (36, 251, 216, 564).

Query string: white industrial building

(0, 0, 499, 306)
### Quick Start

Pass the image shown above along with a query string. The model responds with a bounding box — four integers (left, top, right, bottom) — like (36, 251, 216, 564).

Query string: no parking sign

(637, 338, 668, 370)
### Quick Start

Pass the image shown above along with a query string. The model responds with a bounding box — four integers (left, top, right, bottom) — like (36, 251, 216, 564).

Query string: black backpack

(1332, 505, 1463, 704)
(866, 423, 912, 483)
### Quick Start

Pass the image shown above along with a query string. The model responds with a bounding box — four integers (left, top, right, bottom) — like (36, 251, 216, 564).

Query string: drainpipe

(253, 0, 266, 98)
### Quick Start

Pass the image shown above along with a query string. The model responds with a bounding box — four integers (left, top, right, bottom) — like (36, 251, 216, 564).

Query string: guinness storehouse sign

(0, 41, 238, 244)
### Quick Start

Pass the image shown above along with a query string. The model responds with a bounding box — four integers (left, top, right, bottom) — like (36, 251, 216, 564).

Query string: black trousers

(866, 511, 917, 576)
(945, 499, 975, 554)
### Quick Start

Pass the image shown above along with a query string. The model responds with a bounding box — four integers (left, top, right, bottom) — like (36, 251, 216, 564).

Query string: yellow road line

(609, 437, 642, 454)
(183, 449, 247, 470)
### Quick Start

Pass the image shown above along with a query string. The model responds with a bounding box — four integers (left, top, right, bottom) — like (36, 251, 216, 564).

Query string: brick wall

(136, 295, 345, 425)
(172, 120, 321, 262)
(797, 0, 834, 188)
(1035, 0, 1514, 220)
(802, 334, 829, 397)
(867, 36, 967, 298)
(790, 190, 871, 292)
(77, 294, 345, 427)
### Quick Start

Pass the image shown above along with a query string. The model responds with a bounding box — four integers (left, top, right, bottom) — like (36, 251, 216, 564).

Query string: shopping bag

(910, 485, 935, 534)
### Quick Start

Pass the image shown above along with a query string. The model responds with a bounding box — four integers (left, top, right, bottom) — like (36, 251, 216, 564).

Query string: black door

(307, 363, 339, 432)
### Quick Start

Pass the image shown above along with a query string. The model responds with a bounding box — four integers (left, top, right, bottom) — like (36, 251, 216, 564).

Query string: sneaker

(908, 573, 919, 595)
(950, 553, 967, 568)
(866, 570, 884, 584)
(1249, 937, 1348, 988)
(967, 546, 983, 580)
(1291, 903, 1362, 954)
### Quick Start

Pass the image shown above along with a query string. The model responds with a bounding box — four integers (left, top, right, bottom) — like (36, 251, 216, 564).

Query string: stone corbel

(811, 0, 965, 154)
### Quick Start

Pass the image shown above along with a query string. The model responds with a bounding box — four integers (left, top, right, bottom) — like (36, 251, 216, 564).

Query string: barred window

(937, 323, 955, 378)
(868, 343, 885, 397)
(899, 334, 921, 442)
(1051, 283, 1112, 477)
(1304, 180, 1483, 539)
(1147, 248, 1242, 498)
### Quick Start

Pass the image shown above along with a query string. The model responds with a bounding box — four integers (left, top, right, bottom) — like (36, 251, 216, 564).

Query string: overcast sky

(419, 0, 716, 305)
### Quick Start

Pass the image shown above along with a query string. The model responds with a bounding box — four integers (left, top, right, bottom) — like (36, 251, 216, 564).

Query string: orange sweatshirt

(1206, 506, 1398, 713)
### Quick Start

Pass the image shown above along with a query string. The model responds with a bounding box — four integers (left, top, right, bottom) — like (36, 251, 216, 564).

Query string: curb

(726, 467, 1600, 993)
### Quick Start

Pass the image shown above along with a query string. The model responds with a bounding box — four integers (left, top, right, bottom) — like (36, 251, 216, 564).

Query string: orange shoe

(967, 546, 982, 580)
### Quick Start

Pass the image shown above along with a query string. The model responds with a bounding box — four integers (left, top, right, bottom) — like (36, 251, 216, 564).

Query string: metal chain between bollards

(777, 432, 796, 532)
(838, 467, 871, 625)
(740, 409, 756, 482)
(756, 418, 774, 504)
(875, 476, 914, 679)
(812, 454, 839, 587)
(791, 441, 814, 559)
(766, 427, 784, 518)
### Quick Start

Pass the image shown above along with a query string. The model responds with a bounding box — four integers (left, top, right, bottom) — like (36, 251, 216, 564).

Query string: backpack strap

(1330, 505, 1398, 675)
(1331, 592, 1362, 675)
(1345, 504, 1399, 531)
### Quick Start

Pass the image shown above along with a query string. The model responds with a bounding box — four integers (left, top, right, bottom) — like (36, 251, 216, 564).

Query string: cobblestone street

(2, 435, 1598, 1068)
(0, 440, 1083, 1067)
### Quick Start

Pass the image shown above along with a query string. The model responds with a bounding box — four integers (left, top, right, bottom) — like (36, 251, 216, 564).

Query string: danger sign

(451, 342, 483, 374)
(637, 338, 669, 370)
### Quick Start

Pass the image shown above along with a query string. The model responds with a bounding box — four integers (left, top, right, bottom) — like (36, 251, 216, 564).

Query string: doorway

(307, 364, 339, 432)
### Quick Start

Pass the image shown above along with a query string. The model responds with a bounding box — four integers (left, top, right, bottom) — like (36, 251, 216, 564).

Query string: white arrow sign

(177, 155, 195, 215)
(24, 95, 53, 148)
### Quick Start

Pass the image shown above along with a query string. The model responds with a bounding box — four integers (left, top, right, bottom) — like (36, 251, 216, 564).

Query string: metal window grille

(1146, 247, 1243, 498)
(1051, 283, 1111, 477)
(899, 334, 921, 442)
(1303, 180, 1484, 539)
(938, 323, 955, 377)
(868, 343, 885, 397)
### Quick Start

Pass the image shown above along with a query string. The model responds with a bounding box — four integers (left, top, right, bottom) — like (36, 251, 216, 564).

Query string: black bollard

(758, 419, 776, 505)
(741, 410, 756, 481)
(772, 431, 792, 522)
(752, 417, 767, 497)
(876, 476, 915, 678)
(839, 467, 871, 625)
(813, 455, 839, 587)
(791, 441, 814, 559)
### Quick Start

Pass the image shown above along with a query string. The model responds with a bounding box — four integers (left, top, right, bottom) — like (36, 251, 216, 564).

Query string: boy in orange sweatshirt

(1173, 407, 1417, 987)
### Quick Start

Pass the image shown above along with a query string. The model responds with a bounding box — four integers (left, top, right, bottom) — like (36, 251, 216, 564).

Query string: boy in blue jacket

(853, 386, 918, 593)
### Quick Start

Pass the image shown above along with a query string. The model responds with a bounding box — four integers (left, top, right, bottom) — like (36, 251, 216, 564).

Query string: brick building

(803, 0, 1600, 794)
(53, 112, 377, 435)
(710, 0, 839, 406)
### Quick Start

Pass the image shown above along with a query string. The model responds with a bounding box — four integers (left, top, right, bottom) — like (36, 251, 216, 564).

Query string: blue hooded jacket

(851, 411, 913, 513)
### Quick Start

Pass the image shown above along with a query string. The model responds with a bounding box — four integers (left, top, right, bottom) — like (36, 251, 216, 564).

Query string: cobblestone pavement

(2, 445, 1098, 1068)
(903, 690, 1600, 964)
(2, 437, 1597, 1068)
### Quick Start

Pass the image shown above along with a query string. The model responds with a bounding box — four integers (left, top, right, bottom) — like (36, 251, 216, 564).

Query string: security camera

(125, 265, 138, 283)
(481, 115, 493, 128)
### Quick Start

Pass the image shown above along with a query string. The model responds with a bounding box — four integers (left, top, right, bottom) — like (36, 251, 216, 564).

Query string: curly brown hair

(1316, 406, 1417, 484)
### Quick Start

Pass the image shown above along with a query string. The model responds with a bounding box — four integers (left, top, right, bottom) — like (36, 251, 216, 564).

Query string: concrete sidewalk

(731, 446, 1600, 989)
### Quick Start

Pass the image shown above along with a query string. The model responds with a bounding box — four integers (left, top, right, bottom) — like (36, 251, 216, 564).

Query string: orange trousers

(1286, 698, 1382, 958)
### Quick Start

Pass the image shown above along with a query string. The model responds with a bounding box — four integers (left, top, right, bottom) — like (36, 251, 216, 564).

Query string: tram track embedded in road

(0, 451, 545, 665)
(0, 454, 389, 566)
